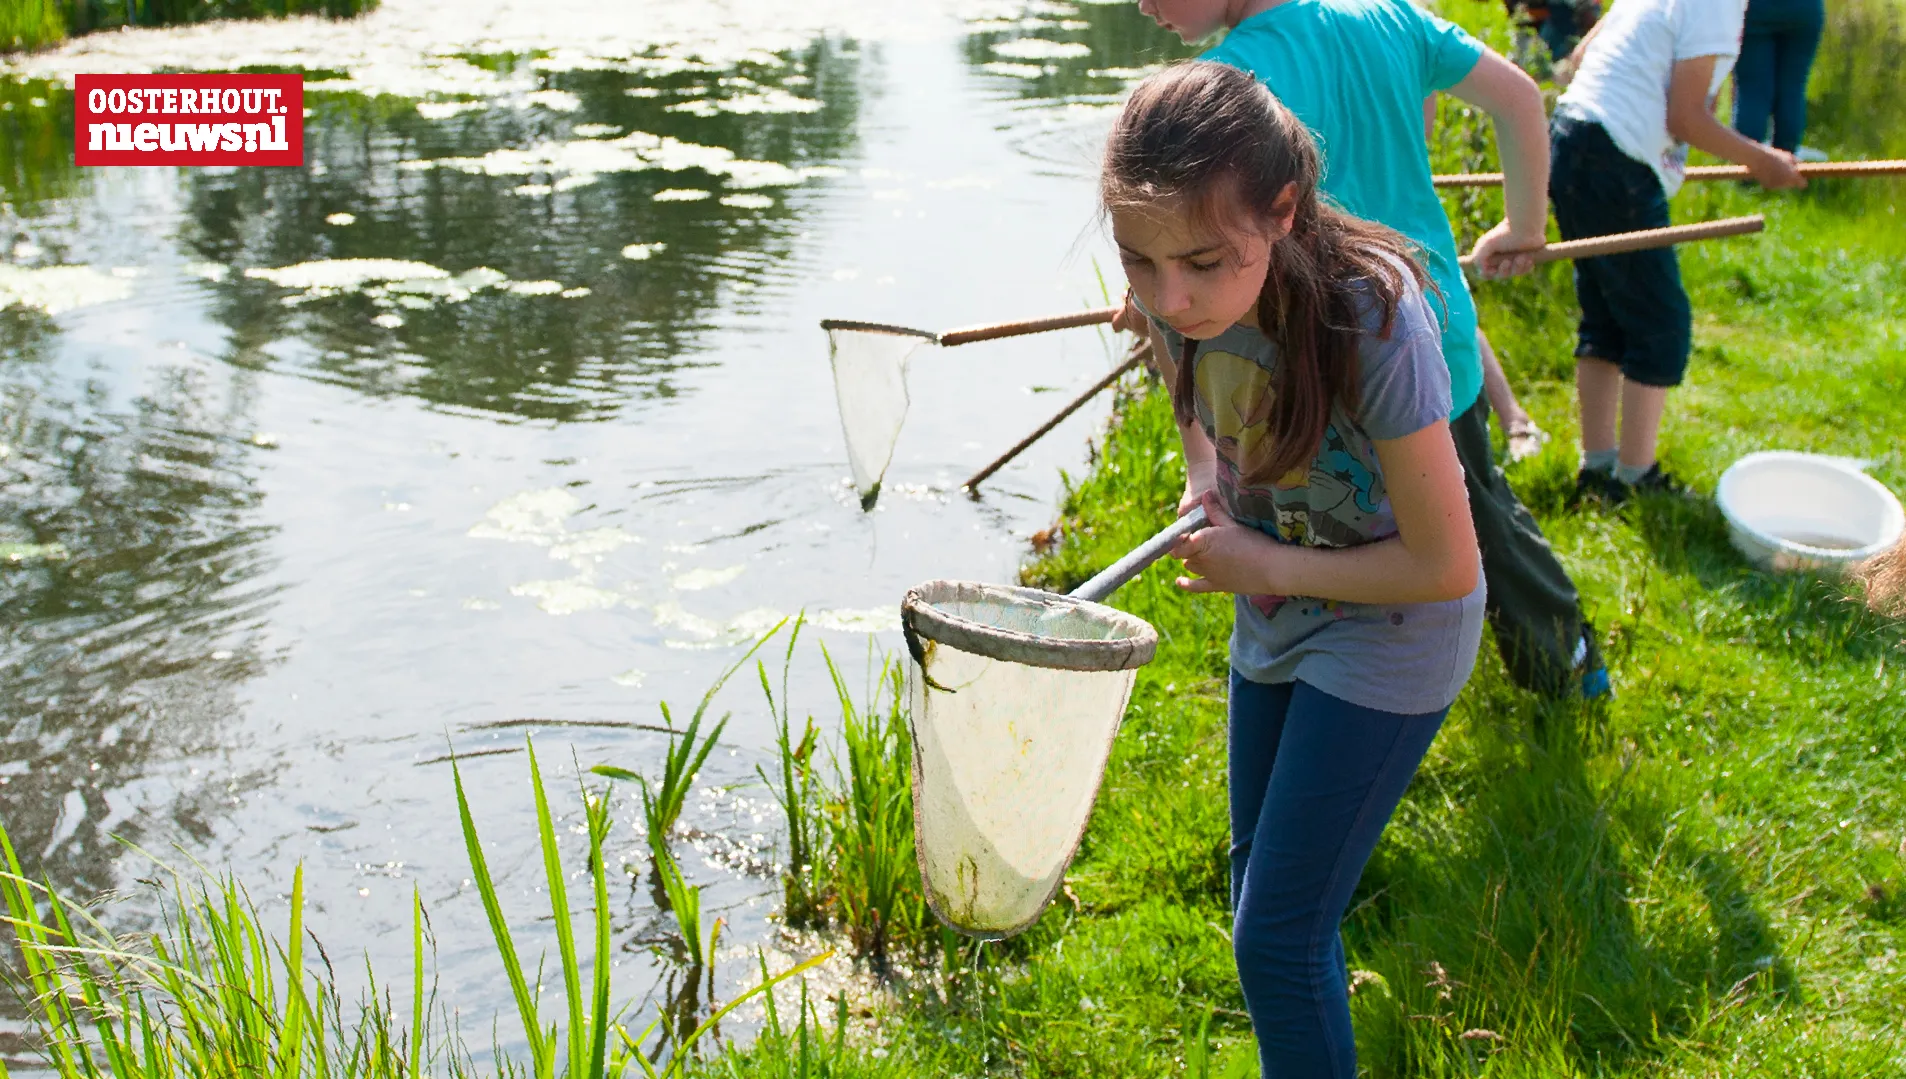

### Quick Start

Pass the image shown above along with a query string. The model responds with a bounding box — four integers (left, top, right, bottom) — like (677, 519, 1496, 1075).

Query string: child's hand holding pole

(1448, 51, 1551, 279)
(1667, 55, 1807, 191)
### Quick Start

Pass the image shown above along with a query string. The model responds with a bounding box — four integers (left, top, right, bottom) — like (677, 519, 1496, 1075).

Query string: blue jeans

(1733, 0, 1825, 151)
(1227, 673, 1446, 1078)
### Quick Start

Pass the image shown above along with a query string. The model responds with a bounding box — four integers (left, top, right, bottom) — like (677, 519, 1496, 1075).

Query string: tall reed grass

(0, 0, 63, 51)
(0, 827, 446, 1076)
(755, 617, 825, 924)
(752, 628, 932, 970)
(0, 728, 832, 1078)
(816, 651, 925, 969)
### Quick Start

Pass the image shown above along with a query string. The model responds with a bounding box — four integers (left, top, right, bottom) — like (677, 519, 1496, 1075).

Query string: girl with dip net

(1106, 62, 1483, 1077)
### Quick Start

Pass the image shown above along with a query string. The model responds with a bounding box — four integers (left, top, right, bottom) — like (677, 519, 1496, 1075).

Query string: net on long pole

(824, 322, 936, 510)
(901, 580, 1157, 938)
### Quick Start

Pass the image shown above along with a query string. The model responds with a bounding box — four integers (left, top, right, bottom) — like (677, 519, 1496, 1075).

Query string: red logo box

(75, 73, 303, 166)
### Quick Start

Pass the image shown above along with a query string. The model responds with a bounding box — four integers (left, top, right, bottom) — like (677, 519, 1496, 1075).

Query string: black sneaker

(1567, 467, 1623, 509)
(1613, 463, 1686, 502)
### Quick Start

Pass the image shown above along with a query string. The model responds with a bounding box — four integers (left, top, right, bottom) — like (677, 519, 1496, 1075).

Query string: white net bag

(901, 580, 1158, 938)
(822, 321, 937, 510)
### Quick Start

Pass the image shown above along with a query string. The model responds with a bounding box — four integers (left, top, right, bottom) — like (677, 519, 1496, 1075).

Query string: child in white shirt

(1550, 0, 1804, 504)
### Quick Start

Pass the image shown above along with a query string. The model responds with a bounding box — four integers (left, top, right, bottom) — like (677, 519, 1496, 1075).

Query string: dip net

(822, 320, 937, 510)
(901, 580, 1157, 938)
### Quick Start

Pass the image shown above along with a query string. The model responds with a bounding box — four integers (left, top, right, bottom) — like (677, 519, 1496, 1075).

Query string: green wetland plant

(596, 622, 785, 868)
(54, 0, 379, 41)
(817, 648, 926, 970)
(453, 735, 830, 1078)
(755, 615, 826, 925)
(0, 725, 842, 1079)
(752, 630, 931, 970)
(0, 826, 445, 1078)
(0, 0, 63, 52)
(649, 838, 720, 975)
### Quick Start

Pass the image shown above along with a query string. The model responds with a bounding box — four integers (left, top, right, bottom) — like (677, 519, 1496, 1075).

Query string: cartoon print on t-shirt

(1193, 346, 1280, 481)
(1193, 350, 1390, 542)
(1191, 348, 1392, 618)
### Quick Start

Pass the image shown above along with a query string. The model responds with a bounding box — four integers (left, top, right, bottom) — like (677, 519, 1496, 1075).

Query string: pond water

(0, 0, 1193, 1045)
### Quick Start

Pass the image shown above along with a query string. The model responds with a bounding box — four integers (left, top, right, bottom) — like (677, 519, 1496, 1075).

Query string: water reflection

(959, 4, 1195, 179)
(177, 39, 865, 422)
(0, 311, 278, 901)
(0, 78, 81, 210)
(962, 0, 1194, 101)
(0, 0, 1197, 1039)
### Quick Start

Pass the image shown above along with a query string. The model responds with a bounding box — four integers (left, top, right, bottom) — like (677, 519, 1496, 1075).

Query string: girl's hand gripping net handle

(1069, 505, 1210, 603)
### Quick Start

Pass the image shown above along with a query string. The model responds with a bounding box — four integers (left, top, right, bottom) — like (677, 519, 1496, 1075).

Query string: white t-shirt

(1556, 0, 1746, 195)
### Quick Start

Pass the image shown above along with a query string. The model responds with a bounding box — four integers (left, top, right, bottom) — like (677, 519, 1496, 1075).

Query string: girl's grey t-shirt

(1143, 276, 1484, 714)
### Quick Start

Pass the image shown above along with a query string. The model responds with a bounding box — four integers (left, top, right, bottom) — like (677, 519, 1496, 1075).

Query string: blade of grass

(410, 887, 425, 1079)
(276, 864, 308, 1079)
(527, 738, 586, 1079)
(451, 750, 550, 1075)
(585, 774, 615, 1079)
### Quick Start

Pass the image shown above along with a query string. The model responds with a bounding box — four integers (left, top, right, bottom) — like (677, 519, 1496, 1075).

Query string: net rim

(901, 579, 1158, 672)
(820, 318, 939, 341)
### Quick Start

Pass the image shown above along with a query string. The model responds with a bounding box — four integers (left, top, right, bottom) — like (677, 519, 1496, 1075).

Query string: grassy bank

(758, 0, 1906, 1074)
(1, 0, 378, 54)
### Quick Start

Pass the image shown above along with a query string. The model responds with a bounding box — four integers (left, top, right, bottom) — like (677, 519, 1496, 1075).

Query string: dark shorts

(1548, 113, 1692, 387)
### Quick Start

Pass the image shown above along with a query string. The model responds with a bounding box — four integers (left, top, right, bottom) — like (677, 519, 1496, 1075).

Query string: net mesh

(901, 581, 1157, 938)
(826, 326, 935, 510)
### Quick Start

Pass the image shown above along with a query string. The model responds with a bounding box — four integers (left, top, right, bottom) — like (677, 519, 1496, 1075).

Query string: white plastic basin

(1716, 452, 1904, 573)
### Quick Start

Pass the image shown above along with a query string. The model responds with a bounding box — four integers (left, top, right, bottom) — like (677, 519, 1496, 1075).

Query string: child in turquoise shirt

(1125, 0, 1611, 698)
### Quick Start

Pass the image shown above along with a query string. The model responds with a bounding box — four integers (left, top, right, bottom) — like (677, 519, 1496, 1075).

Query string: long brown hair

(1102, 61, 1433, 485)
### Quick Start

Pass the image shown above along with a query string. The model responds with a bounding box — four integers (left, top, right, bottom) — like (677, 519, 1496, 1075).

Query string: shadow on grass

(1626, 492, 1900, 665)
(1345, 658, 1797, 1075)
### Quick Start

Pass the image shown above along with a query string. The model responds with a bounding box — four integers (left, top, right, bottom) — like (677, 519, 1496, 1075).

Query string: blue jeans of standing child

(1228, 673, 1447, 1079)
(1733, 0, 1825, 151)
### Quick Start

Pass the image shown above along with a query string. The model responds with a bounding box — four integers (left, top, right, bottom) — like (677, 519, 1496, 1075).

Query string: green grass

(5, 0, 382, 52)
(732, 2, 1906, 1075)
(0, 0, 63, 52)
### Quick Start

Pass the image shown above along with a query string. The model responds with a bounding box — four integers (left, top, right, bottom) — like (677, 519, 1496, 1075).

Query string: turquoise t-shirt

(1204, 0, 1486, 417)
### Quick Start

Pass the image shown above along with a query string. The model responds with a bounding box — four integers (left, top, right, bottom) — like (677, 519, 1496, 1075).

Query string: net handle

(819, 319, 938, 340)
(821, 307, 1120, 348)
(1435, 159, 1906, 187)
(963, 341, 1148, 493)
(937, 306, 1120, 347)
(1457, 215, 1763, 272)
(1069, 504, 1209, 603)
